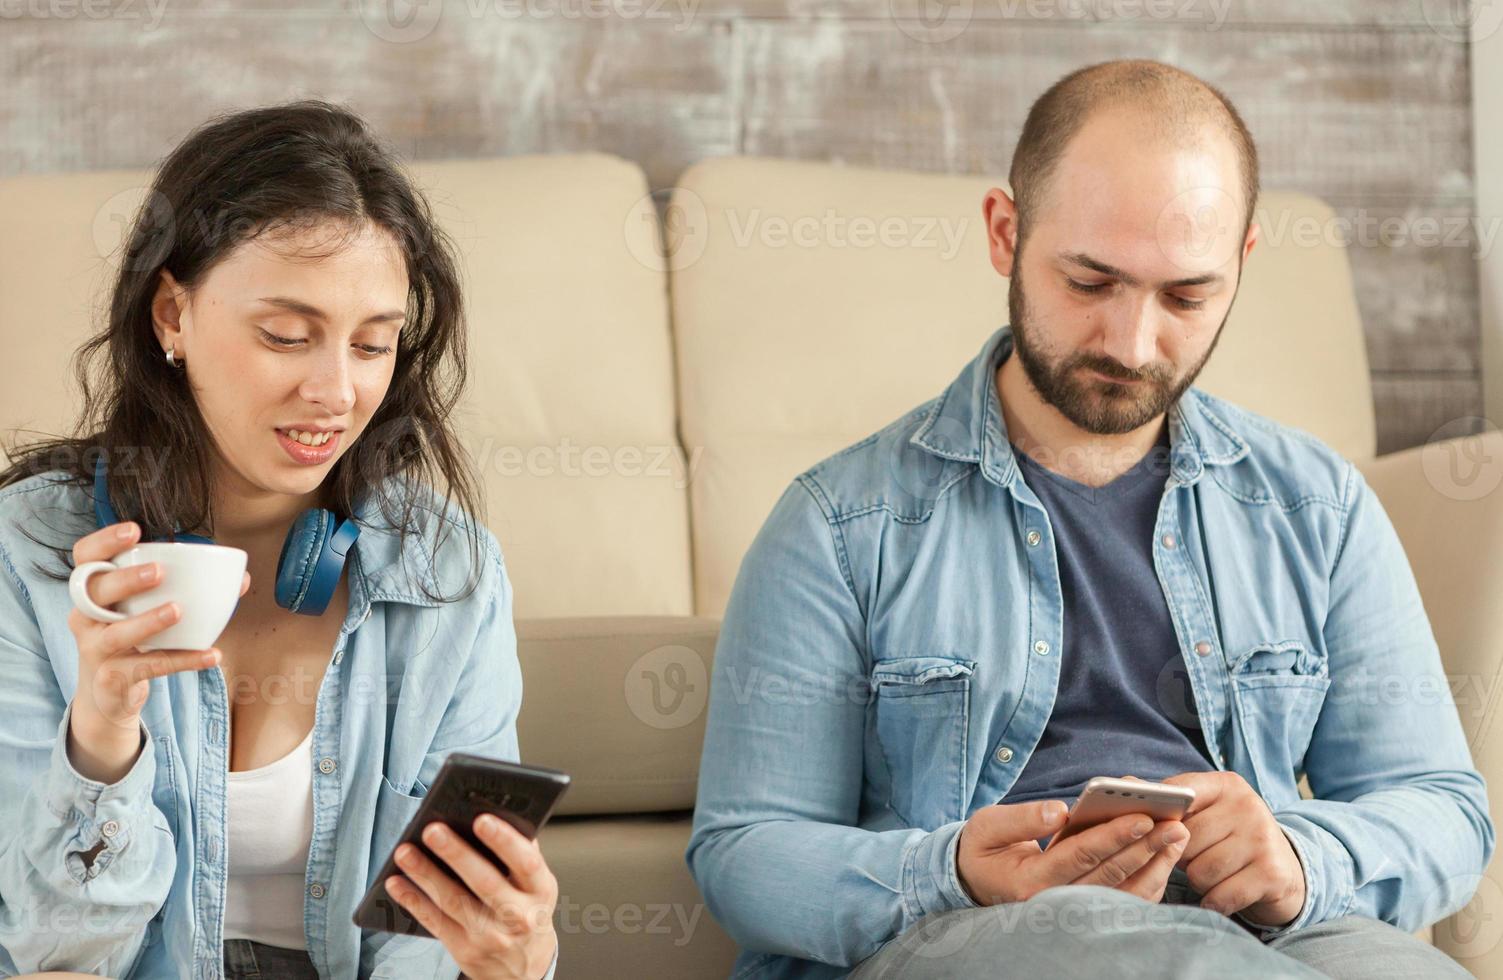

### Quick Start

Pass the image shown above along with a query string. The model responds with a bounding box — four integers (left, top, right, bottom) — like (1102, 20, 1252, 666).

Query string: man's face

(992, 112, 1257, 435)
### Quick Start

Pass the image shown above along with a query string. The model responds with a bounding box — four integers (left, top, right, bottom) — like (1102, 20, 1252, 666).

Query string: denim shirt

(687, 326, 1494, 979)
(0, 469, 559, 980)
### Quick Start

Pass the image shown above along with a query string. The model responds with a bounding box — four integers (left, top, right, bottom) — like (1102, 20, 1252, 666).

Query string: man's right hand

(956, 800, 1188, 906)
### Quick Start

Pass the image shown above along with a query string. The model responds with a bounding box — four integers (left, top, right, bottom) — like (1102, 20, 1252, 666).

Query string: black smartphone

(352, 753, 572, 937)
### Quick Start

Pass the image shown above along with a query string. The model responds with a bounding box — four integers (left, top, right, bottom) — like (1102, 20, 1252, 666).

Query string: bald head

(1008, 60, 1259, 246)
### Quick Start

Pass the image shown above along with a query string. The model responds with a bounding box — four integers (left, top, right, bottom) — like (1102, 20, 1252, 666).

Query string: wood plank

(60, 0, 1489, 32)
(787, 0, 1495, 30)
(0, 11, 738, 192)
(1315, 201, 1483, 374)
(739, 20, 1472, 204)
(1371, 374, 1485, 454)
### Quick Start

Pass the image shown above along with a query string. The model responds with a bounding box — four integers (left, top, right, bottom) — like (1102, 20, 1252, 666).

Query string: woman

(0, 101, 559, 980)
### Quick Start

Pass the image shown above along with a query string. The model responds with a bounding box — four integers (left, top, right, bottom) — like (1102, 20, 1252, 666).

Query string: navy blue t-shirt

(1002, 428, 1212, 807)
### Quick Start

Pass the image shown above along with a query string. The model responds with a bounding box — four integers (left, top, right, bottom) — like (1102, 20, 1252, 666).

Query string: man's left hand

(1162, 770, 1306, 928)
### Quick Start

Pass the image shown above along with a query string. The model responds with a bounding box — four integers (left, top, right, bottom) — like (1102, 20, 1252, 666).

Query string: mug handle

(69, 561, 129, 623)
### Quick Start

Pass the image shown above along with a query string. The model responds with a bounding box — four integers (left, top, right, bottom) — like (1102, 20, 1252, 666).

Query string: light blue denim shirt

(0, 468, 558, 980)
(687, 326, 1494, 979)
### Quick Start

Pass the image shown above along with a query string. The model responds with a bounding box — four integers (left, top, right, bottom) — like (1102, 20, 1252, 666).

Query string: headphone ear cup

(275, 509, 331, 614)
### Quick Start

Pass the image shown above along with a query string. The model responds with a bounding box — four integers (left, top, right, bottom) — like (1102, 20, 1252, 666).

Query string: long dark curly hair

(1, 99, 487, 604)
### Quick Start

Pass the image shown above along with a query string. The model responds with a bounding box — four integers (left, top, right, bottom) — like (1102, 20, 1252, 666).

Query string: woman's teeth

(285, 429, 333, 446)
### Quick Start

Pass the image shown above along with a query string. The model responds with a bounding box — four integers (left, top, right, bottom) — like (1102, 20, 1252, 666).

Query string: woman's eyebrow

(254, 295, 405, 325)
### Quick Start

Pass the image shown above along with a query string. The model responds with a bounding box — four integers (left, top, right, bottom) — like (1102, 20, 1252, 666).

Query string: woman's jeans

(848, 866, 1469, 979)
(222, 939, 320, 980)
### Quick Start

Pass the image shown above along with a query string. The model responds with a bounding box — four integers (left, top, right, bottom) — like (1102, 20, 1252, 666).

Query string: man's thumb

(980, 799, 1068, 845)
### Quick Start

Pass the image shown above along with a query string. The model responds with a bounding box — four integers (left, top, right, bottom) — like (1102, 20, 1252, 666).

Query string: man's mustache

(1068, 356, 1171, 386)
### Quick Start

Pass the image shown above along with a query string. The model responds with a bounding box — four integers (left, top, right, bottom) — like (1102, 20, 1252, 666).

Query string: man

(686, 60, 1492, 979)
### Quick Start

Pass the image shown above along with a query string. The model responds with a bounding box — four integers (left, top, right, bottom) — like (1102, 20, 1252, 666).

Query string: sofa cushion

(517, 616, 718, 816)
(541, 813, 737, 979)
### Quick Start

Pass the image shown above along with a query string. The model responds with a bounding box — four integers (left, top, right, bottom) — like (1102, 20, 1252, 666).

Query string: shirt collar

(344, 478, 458, 615)
(910, 325, 1249, 488)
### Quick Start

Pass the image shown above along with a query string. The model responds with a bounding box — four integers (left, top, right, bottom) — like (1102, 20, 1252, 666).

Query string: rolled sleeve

(45, 703, 157, 883)
(901, 819, 977, 920)
(1238, 818, 1349, 939)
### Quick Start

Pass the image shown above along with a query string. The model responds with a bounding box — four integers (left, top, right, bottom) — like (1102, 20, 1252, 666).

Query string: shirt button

(1026, 530, 1041, 547)
(995, 746, 1014, 764)
(308, 882, 326, 900)
(100, 819, 120, 838)
(1162, 533, 1177, 549)
(333, 649, 344, 665)
(1033, 639, 1050, 656)
(318, 757, 337, 775)
(1195, 641, 1213, 656)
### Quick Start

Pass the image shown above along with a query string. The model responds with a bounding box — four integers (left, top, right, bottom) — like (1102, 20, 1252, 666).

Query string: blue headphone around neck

(91, 453, 360, 616)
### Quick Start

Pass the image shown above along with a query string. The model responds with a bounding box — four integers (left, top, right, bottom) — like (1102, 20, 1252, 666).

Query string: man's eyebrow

(1058, 252, 1223, 290)
(254, 296, 406, 326)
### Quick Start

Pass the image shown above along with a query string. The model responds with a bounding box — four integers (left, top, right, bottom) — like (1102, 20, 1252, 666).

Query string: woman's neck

(207, 468, 328, 555)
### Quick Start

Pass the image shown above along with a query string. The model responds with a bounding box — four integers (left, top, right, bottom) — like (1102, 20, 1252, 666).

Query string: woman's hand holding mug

(65, 521, 250, 784)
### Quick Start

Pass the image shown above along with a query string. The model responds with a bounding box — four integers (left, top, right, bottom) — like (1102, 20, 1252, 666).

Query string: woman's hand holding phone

(65, 521, 250, 784)
(383, 815, 560, 980)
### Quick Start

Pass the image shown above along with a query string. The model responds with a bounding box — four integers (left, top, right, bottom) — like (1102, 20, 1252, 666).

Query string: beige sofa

(3, 154, 1500, 978)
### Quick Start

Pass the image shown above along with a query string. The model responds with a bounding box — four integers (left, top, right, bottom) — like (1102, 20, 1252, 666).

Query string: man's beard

(1006, 262, 1229, 436)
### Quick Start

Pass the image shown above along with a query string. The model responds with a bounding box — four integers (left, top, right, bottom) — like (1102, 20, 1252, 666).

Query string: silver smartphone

(1044, 776, 1195, 848)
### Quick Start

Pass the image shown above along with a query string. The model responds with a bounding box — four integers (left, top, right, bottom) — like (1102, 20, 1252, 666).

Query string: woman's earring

(165, 344, 184, 368)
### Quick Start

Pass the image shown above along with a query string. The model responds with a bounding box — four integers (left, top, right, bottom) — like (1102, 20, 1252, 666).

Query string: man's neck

(995, 351, 1167, 489)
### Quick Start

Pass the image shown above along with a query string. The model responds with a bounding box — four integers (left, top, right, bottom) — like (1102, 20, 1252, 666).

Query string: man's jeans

(848, 867, 1467, 979)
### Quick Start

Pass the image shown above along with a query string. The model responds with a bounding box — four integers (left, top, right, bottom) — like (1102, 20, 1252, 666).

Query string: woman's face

(153, 219, 409, 506)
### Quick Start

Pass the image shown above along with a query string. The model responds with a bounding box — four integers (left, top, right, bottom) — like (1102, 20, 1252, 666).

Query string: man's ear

(983, 188, 1020, 279)
(150, 269, 188, 353)
(1241, 219, 1260, 263)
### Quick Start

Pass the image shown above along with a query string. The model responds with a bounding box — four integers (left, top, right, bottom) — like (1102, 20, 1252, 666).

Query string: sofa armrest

(1359, 431, 1503, 966)
(516, 616, 719, 816)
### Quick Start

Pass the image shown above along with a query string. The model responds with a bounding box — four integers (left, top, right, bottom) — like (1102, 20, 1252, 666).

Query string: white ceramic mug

(68, 542, 247, 651)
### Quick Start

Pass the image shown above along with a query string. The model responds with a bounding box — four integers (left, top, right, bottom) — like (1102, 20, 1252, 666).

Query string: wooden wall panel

(0, 0, 1483, 454)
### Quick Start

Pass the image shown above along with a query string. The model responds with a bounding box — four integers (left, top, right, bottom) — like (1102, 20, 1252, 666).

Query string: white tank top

(223, 726, 315, 950)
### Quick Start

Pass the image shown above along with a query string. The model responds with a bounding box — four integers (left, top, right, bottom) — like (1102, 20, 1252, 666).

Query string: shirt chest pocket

(1228, 640, 1330, 807)
(870, 657, 976, 830)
